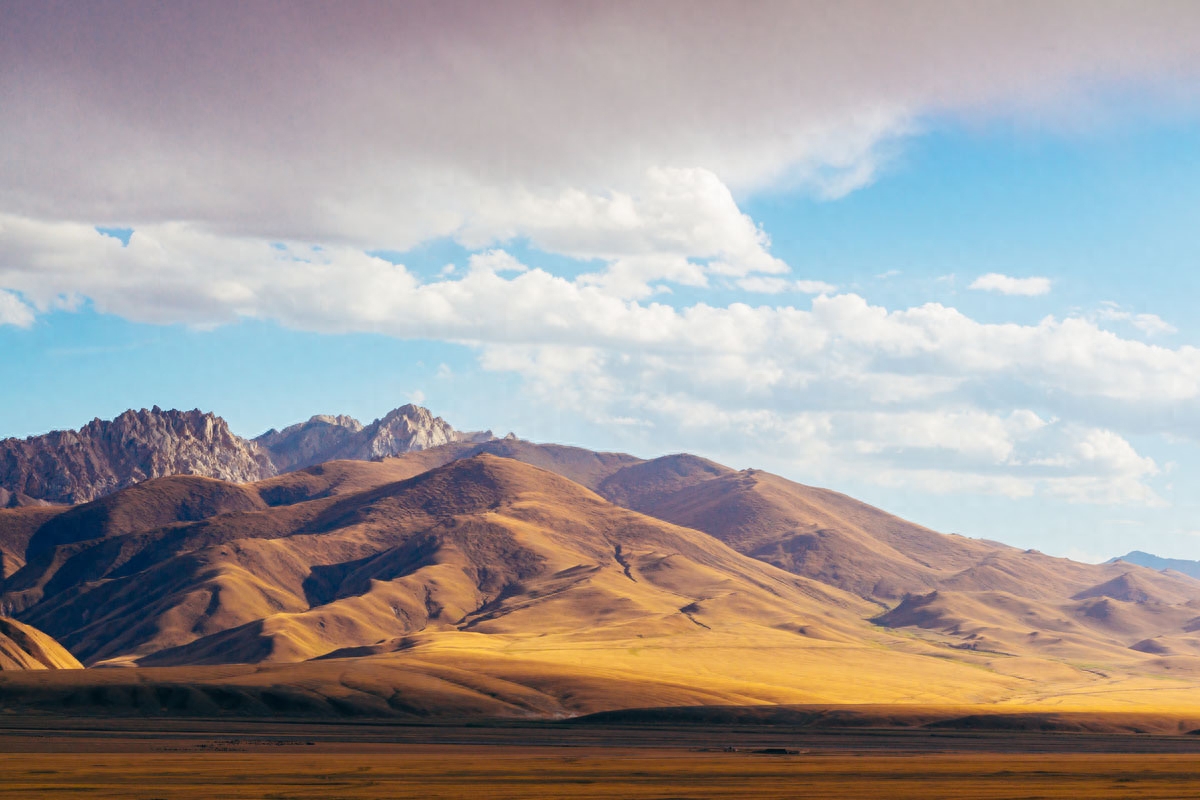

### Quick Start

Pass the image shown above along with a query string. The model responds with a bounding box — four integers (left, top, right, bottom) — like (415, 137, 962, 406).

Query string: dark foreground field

(4, 718, 1200, 798)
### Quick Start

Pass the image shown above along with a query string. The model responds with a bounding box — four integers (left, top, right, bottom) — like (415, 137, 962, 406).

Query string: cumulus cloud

(483, 340, 1167, 505)
(969, 273, 1052, 296)
(3, 2, 1200, 250)
(4, 217, 1199, 406)
(1096, 302, 1178, 336)
(3, 216, 1183, 504)
(0, 290, 34, 328)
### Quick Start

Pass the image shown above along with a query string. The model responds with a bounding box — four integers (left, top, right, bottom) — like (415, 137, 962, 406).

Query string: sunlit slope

(614, 465, 1001, 600)
(0, 617, 81, 670)
(597, 459, 1200, 668)
(0, 452, 1067, 707)
(247, 438, 641, 503)
(3, 455, 876, 669)
(138, 454, 879, 666)
(7, 444, 1200, 714)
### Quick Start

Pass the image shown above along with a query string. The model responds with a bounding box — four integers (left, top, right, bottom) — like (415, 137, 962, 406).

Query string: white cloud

(4, 217, 1200, 408)
(1, 217, 1187, 505)
(4, 3, 1200, 252)
(969, 273, 1052, 296)
(1058, 547, 1110, 565)
(1096, 303, 1177, 336)
(847, 409, 1045, 462)
(0, 290, 34, 327)
(502, 352, 1166, 505)
(737, 276, 837, 295)
(1130, 314, 1176, 337)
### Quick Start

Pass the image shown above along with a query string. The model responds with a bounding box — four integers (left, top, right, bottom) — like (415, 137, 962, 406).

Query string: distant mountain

(0, 407, 275, 505)
(1110, 550, 1200, 581)
(0, 404, 494, 506)
(255, 404, 494, 472)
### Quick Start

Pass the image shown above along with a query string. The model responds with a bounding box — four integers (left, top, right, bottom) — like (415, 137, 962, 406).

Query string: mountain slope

(0, 455, 874, 667)
(0, 452, 1052, 711)
(0, 617, 81, 670)
(230, 440, 1200, 633)
(0, 407, 274, 505)
(603, 464, 996, 602)
(582, 457, 1200, 666)
(5, 438, 1200, 716)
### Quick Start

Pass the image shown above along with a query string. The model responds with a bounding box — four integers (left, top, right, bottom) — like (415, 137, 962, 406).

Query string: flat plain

(4, 718, 1200, 799)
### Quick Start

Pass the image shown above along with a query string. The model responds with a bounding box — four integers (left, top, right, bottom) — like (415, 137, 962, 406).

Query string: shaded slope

(251, 458, 443, 506)
(597, 453, 733, 508)
(1, 454, 873, 668)
(26, 475, 266, 556)
(137, 454, 873, 666)
(596, 462, 1200, 610)
(247, 438, 643, 507)
(1074, 571, 1200, 606)
(572, 453, 1200, 672)
(0, 505, 64, 581)
(5, 440, 1200, 716)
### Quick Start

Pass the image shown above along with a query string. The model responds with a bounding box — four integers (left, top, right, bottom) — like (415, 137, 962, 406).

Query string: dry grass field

(3, 734, 1200, 799)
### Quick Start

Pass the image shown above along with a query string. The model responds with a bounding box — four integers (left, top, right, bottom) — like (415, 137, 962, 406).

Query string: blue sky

(4, 2, 1200, 563)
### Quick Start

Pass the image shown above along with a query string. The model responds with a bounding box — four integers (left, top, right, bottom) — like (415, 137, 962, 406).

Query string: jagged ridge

(0, 404, 494, 506)
(255, 403, 494, 472)
(0, 407, 275, 505)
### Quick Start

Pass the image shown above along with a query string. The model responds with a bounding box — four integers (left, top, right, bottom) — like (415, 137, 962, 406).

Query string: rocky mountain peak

(0, 407, 275, 504)
(307, 414, 364, 432)
(1, 403, 496, 505)
(362, 404, 491, 459)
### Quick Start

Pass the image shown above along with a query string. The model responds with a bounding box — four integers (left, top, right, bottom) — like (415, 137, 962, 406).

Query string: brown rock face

(0, 405, 495, 505)
(255, 404, 493, 472)
(0, 407, 275, 505)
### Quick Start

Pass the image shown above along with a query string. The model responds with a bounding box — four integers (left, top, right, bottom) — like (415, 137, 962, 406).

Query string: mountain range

(1111, 550, 1200, 581)
(3, 406, 1200, 722)
(0, 404, 494, 505)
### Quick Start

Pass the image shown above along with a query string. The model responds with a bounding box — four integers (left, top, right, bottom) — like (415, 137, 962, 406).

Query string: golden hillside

(0, 617, 81, 670)
(3, 444, 1200, 716)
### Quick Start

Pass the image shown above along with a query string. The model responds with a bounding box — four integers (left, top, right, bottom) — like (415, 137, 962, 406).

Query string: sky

(3, 1, 1200, 562)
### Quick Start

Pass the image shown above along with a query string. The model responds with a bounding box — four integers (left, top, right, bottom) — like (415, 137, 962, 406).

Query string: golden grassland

(13, 623, 1200, 725)
(3, 747, 1200, 799)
